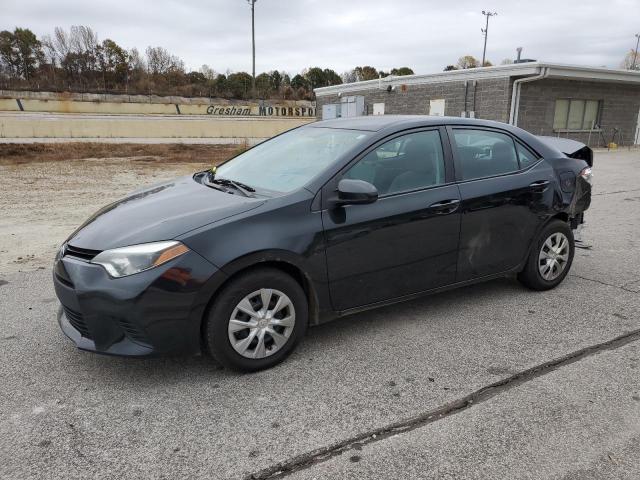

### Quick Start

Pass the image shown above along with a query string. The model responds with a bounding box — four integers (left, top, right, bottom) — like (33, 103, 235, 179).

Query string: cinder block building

(314, 63, 640, 147)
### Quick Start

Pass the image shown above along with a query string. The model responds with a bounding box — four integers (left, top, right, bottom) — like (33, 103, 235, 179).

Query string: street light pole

(247, 0, 258, 98)
(248, 0, 258, 97)
(632, 33, 640, 70)
(481, 10, 497, 67)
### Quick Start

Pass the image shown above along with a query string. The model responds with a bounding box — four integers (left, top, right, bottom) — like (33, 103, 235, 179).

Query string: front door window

(344, 130, 446, 195)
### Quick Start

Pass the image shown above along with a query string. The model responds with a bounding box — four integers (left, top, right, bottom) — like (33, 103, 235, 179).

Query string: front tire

(205, 268, 308, 372)
(518, 220, 575, 291)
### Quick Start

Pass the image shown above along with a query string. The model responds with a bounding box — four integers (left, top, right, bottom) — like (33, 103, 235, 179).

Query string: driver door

(321, 128, 461, 311)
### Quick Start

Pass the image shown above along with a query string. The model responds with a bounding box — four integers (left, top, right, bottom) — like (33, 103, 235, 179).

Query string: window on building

(372, 103, 385, 115)
(453, 129, 520, 181)
(344, 130, 446, 195)
(429, 99, 446, 116)
(553, 99, 602, 131)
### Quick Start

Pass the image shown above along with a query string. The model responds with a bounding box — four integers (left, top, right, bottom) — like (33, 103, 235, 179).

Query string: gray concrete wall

(0, 113, 314, 140)
(0, 91, 316, 117)
(517, 79, 640, 146)
(315, 78, 513, 123)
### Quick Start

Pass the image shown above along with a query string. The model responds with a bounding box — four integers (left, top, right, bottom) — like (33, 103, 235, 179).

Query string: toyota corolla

(53, 116, 592, 371)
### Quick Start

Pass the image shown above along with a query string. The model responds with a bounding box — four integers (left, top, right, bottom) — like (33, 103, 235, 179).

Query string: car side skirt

(324, 267, 524, 322)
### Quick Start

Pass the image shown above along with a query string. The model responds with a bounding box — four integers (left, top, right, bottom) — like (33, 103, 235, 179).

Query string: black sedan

(53, 116, 592, 371)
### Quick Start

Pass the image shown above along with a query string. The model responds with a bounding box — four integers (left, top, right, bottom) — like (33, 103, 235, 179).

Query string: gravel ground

(0, 156, 209, 274)
(0, 148, 639, 479)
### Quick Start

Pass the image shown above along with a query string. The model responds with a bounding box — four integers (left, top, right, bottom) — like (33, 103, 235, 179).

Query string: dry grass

(0, 142, 248, 165)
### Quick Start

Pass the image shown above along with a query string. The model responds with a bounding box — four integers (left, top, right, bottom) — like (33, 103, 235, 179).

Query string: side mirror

(333, 179, 378, 206)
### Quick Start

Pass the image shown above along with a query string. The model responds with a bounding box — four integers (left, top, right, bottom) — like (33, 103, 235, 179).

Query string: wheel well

(520, 212, 572, 271)
(551, 212, 569, 223)
(199, 260, 319, 352)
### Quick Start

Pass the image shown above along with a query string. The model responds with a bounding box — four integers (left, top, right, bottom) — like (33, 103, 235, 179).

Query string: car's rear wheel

(205, 267, 308, 371)
(518, 219, 575, 291)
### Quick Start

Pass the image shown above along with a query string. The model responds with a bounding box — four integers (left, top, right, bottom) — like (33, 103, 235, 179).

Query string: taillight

(579, 167, 593, 185)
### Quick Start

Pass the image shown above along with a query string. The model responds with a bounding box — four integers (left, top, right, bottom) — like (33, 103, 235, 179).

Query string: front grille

(63, 306, 93, 339)
(64, 244, 102, 261)
(118, 318, 149, 345)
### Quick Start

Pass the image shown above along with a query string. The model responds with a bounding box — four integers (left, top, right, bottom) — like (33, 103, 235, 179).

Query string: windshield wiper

(211, 177, 256, 197)
(202, 172, 230, 194)
(202, 169, 257, 197)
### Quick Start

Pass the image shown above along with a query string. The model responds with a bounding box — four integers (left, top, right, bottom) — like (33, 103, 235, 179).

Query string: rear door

(449, 127, 554, 281)
(321, 127, 461, 311)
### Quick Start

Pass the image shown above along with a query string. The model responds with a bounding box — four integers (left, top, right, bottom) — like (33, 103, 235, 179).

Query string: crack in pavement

(245, 328, 640, 480)
(592, 187, 640, 197)
(569, 273, 639, 293)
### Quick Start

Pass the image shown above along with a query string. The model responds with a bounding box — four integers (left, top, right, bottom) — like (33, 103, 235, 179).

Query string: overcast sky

(4, 0, 639, 75)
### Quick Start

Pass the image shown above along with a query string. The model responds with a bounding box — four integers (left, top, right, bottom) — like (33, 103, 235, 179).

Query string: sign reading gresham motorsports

(206, 103, 316, 117)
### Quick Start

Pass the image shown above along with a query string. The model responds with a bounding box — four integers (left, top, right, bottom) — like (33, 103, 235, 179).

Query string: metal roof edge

(314, 62, 640, 96)
(543, 63, 640, 83)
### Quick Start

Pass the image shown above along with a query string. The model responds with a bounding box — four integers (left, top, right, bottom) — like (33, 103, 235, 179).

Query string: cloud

(3, 0, 638, 74)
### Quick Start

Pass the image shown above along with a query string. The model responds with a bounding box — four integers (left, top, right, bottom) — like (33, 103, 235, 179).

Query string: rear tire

(518, 220, 575, 291)
(205, 267, 308, 372)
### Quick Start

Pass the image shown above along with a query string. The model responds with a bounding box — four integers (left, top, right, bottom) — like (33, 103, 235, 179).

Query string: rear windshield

(214, 127, 370, 193)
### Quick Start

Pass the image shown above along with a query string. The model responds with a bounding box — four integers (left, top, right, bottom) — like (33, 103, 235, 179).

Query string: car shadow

(306, 277, 519, 343)
(69, 276, 523, 385)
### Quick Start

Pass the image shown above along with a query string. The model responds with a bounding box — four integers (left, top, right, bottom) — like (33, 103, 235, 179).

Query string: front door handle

(428, 199, 460, 215)
(529, 180, 550, 192)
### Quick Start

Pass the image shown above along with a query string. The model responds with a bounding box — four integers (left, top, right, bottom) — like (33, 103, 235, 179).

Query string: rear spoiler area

(537, 136, 593, 167)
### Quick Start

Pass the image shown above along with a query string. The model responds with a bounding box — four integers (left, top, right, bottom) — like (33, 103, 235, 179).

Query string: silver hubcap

(538, 232, 570, 281)
(227, 288, 296, 359)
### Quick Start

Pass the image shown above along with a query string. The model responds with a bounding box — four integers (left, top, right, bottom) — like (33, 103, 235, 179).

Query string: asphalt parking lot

(1, 149, 639, 479)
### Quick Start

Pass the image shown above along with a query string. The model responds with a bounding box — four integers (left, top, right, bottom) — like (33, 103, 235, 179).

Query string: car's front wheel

(205, 267, 308, 371)
(518, 219, 575, 291)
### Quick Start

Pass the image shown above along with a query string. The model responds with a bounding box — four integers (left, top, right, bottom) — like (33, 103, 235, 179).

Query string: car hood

(67, 175, 265, 251)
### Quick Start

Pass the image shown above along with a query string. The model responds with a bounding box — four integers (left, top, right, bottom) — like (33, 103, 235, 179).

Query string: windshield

(214, 127, 370, 193)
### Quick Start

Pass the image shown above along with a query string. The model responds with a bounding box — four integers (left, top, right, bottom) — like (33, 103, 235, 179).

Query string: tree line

(444, 49, 639, 72)
(0, 26, 414, 100)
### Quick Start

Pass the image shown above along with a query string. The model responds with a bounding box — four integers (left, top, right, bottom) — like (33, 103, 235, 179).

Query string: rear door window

(516, 142, 539, 168)
(452, 129, 520, 181)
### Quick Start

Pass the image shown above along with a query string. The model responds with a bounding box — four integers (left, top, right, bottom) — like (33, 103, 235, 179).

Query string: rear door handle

(428, 199, 460, 215)
(529, 180, 550, 192)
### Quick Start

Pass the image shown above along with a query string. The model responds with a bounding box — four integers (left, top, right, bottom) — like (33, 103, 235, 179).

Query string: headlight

(54, 243, 66, 263)
(91, 241, 190, 278)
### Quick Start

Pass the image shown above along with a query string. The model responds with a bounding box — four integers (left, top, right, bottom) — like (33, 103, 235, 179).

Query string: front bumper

(53, 249, 221, 356)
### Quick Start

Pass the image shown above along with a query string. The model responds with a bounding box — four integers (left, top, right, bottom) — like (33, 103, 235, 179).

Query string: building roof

(314, 62, 640, 97)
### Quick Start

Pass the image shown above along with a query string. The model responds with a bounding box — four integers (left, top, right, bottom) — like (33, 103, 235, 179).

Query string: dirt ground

(0, 143, 244, 274)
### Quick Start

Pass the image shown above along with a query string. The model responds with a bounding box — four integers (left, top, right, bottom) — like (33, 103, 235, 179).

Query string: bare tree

(621, 49, 640, 70)
(341, 70, 357, 83)
(40, 34, 58, 84)
(145, 46, 184, 75)
(457, 55, 479, 69)
(52, 27, 70, 59)
(200, 64, 217, 81)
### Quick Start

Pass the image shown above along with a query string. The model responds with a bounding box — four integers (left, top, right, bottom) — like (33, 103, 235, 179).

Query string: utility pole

(247, 0, 258, 97)
(481, 10, 497, 67)
(633, 33, 640, 70)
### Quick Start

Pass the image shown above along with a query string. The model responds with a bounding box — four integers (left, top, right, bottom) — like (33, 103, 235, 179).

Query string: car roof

(305, 115, 565, 165)
(308, 115, 516, 132)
